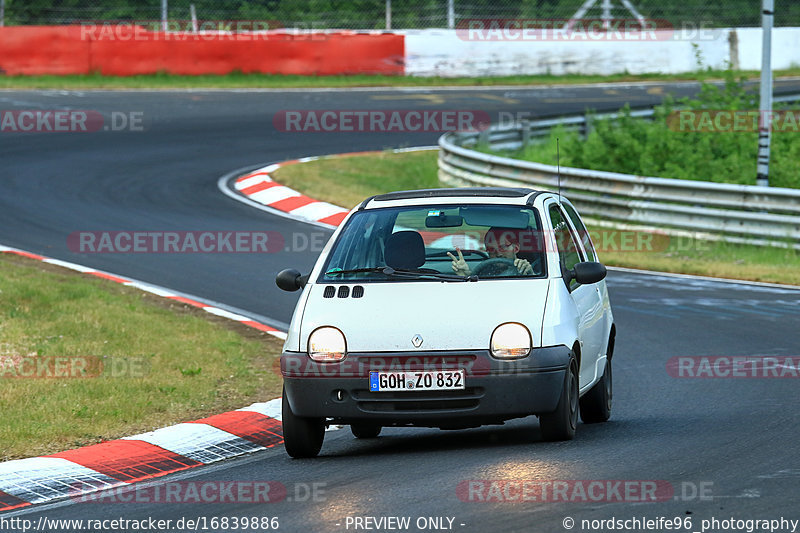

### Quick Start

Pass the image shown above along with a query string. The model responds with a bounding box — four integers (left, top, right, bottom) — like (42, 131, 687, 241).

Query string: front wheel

(539, 359, 578, 441)
(579, 358, 612, 423)
(282, 389, 325, 458)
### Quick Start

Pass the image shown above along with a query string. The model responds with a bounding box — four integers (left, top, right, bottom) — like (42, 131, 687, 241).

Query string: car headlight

(307, 326, 347, 362)
(490, 323, 532, 359)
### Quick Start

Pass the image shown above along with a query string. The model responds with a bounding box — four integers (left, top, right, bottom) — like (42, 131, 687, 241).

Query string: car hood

(295, 279, 549, 352)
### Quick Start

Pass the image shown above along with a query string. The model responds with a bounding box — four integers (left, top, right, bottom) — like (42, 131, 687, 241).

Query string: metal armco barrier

(438, 94, 800, 249)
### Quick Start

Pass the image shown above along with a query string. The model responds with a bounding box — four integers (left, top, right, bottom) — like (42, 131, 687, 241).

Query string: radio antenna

(557, 137, 562, 204)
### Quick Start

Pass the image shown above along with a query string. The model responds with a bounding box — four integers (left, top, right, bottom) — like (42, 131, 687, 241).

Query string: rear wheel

(350, 423, 382, 439)
(539, 359, 578, 441)
(282, 389, 325, 458)
(579, 358, 612, 423)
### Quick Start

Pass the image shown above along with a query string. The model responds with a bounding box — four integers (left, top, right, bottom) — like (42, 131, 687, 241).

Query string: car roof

(358, 187, 554, 210)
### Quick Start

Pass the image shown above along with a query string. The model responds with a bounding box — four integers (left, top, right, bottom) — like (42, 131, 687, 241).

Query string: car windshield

(320, 204, 546, 282)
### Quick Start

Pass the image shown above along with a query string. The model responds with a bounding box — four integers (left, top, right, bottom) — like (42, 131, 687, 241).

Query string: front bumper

(281, 346, 571, 427)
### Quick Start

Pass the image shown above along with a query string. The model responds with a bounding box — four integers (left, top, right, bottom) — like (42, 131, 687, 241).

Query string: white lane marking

(393, 145, 440, 152)
(203, 307, 253, 322)
(235, 174, 271, 190)
(249, 185, 300, 205)
(757, 469, 800, 479)
(238, 398, 283, 421)
(123, 281, 176, 297)
(0, 457, 123, 504)
(42, 258, 95, 272)
(289, 201, 348, 221)
(218, 178, 338, 230)
(124, 423, 264, 464)
(714, 488, 761, 499)
(608, 266, 800, 291)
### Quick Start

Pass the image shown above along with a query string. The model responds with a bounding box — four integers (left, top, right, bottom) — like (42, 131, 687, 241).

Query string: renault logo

(411, 334, 423, 348)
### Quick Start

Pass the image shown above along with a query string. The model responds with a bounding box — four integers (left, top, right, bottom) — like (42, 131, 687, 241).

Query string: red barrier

(0, 26, 90, 75)
(0, 27, 405, 76)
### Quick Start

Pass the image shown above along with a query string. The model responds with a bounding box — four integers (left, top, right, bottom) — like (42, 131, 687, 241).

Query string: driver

(448, 227, 535, 277)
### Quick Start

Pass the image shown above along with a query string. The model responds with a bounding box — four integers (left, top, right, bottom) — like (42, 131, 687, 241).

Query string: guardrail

(438, 94, 800, 250)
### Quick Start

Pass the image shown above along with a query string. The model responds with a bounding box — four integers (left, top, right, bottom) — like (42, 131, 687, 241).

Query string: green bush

(505, 71, 800, 189)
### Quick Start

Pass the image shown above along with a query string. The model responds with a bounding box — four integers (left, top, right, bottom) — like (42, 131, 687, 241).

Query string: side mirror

(570, 262, 607, 285)
(276, 269, 308, 292)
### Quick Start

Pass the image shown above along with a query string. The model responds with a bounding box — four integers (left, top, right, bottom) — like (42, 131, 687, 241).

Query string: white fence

(405, 27, 800, 76)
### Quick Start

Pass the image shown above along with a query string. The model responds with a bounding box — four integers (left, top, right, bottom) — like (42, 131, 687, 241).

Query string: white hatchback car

(276, 187, 615, 458)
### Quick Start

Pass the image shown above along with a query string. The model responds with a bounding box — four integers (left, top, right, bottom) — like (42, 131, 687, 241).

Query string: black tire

(539, 359, 578, 441)
(282, 389, 325, 458)
(580, 358, 612, 424)
(350, 423, 382, 439)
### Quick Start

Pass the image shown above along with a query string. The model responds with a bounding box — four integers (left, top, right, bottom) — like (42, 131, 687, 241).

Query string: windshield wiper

(382, 267, 478, 282)
(326, 267, 388, 275)
(326, 267, 477, 282)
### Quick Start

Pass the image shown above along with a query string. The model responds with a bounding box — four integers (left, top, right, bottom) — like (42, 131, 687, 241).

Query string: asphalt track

(1, 81, 800, 532)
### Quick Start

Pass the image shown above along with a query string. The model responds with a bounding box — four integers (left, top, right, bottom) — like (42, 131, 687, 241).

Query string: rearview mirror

(570, 262, 607, 285)
(425, 214, 463, 228)
(276, 269, 309, 292)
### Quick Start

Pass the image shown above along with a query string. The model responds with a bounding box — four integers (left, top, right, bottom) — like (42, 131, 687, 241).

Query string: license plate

(369, 370, 465, 392)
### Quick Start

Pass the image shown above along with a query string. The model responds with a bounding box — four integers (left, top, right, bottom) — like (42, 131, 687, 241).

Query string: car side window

(562, 202, 598, 262)
(548, 204, 584, 291)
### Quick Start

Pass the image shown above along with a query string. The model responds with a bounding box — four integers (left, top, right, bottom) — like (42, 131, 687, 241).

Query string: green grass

(273, 150, 440, 208)
(273, 149, 800, 285)
(0, 254, 283, 461)
(506, 114, 800, 190)
(2, 68, 800, 90)
(486, 72, 800, 189)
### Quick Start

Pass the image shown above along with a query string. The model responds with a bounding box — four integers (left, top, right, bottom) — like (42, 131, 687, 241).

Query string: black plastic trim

(371, 187, 538, 203)
(526, 190, 553, 205)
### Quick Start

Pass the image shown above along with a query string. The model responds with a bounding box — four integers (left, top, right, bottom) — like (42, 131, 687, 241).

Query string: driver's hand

(514, 258, 534, 276)
(447, 248, 471, 276)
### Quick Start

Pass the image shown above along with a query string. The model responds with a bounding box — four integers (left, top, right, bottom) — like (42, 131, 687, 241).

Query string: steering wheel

(430, 249, 489, 259)
(472, 258, 518, 277)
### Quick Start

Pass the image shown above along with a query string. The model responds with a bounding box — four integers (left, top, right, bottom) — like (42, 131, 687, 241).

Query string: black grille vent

(324, 285, 363, 298)
(354, 388, 484, 413)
